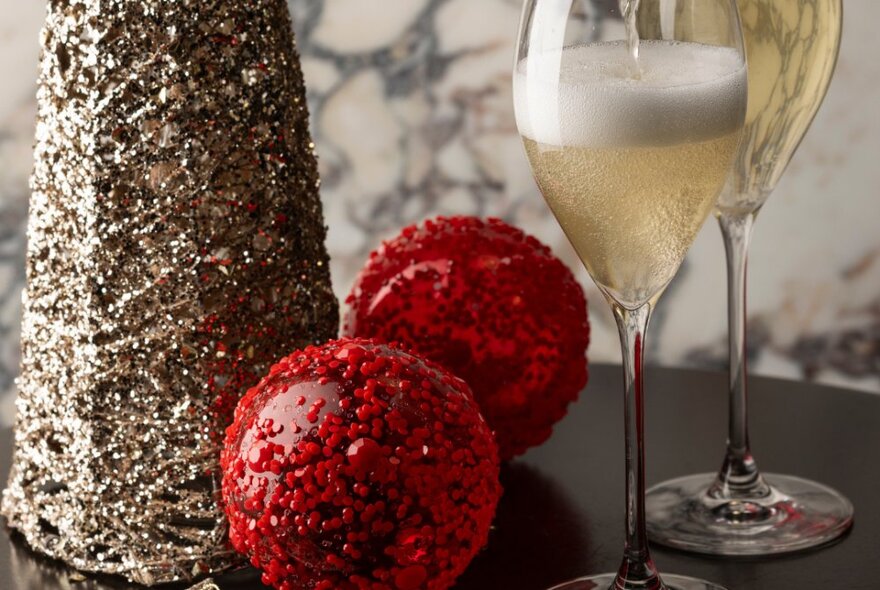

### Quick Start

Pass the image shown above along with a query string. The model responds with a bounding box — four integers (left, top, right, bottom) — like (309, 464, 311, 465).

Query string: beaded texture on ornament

(345, 216, 590, 459)
(222, 339, 502, 590)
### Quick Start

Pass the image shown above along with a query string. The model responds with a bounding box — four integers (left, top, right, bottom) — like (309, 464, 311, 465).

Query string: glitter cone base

(1, 0, 338, 584)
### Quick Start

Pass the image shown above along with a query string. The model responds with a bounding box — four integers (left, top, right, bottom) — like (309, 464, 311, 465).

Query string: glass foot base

(646, 473, 853, 556)
(548, 573, 726, 590)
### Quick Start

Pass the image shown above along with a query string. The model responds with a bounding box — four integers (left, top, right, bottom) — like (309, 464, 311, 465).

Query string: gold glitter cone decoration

(2, 0, 339, 584)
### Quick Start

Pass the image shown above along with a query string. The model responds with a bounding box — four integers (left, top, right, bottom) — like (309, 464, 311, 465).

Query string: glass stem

(712, 212, 769, 498)
(613, 302, 663, 590)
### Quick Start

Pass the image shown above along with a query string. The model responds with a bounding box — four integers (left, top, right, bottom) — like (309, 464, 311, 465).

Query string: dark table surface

(2, 364, 879, 590)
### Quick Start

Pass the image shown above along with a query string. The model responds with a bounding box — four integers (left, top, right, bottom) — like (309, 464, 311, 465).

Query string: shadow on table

(3, 463, 588, 590)
(6, 529, 135, 590)
(455, 462, 590, 590)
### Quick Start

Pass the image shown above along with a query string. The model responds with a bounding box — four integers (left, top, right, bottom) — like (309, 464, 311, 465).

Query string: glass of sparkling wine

(514, 0, 746, 588)
(645, 0, 852, 556)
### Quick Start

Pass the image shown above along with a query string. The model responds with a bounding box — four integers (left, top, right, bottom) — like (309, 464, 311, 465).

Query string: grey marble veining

(0, 0, 878, 425)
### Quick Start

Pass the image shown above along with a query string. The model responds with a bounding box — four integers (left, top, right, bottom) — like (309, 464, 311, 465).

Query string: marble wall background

(0, 0, 878, 424)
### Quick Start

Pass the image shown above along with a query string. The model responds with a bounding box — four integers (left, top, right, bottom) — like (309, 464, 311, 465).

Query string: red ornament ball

(221, 338, 502, 590)
(344, 216, 589, 459)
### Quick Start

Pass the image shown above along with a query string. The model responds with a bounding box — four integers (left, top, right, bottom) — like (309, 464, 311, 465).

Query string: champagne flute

(645, 0, 852, 556)
(514, 0, 747, 587)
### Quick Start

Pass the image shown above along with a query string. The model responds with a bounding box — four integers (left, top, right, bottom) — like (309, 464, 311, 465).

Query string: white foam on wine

(514, 40, 747, 147)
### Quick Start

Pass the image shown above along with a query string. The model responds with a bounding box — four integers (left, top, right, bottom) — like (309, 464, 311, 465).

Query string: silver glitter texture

(188, 580, 221, 590)
(2, 0, 339, 584)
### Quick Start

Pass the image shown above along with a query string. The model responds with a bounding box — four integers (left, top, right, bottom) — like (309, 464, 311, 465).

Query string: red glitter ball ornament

(344, 216, 589, 459)
(221, 338, 502, 590)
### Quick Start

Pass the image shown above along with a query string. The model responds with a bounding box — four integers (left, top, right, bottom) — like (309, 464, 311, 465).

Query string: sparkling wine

(719, 0, 842, 213)
(515, 41, 746, 308)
